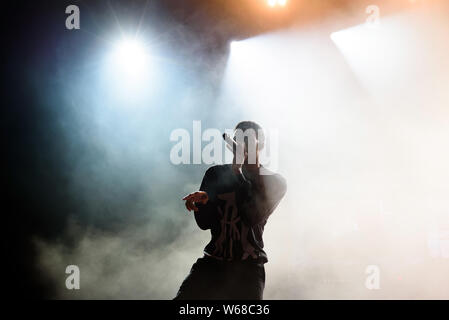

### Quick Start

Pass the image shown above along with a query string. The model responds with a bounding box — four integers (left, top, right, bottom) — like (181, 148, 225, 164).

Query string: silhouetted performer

(174, 121, 287, 300)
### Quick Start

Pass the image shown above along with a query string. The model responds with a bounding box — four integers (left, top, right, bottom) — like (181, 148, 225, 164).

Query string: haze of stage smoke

(35, 2, 449, 299)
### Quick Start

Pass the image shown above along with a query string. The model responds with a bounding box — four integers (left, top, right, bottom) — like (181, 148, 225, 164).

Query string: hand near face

(230, 131, 259, 173)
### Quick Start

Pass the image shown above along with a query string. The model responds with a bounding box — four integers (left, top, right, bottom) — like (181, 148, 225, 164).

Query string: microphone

(222, 133, 237, 153)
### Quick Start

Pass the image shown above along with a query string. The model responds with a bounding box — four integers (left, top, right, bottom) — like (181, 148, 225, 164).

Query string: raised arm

(235, 170, 287, 227)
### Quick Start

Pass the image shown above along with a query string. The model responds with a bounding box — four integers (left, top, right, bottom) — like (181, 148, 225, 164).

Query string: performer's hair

(234, 121, 265, 150)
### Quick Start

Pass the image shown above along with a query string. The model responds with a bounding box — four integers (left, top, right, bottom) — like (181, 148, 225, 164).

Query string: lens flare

(113, 39, 148, 77)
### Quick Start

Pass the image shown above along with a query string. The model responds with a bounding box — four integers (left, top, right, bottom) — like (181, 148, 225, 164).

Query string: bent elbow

(242, 213, 264, 228)
(197, 222, 210, 230)
(194, 213, 211, 230)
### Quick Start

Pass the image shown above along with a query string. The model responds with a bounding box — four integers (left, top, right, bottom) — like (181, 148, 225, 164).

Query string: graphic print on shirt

(212, 192, 258, 260)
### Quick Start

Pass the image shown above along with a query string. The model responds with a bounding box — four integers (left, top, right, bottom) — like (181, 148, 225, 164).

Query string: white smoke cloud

(35, 0, 449, 300)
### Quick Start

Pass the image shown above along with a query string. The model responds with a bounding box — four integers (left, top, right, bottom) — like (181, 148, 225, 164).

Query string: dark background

(3, 0, 297, 299)
(2, 0, 334, 299)
(3, 0, 436, 299)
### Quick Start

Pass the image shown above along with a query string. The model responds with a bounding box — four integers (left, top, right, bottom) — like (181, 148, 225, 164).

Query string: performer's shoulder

(260, 166, 285, 179)
(260, 167, 287, 191)
(204, 164, 231, 176)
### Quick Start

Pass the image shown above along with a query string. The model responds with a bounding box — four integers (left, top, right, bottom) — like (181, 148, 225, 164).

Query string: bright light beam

(102, 37, 154, 103)
(112, 39, 149, 79)
(330, 17, 414, 95)
(267, 0, 287, 7)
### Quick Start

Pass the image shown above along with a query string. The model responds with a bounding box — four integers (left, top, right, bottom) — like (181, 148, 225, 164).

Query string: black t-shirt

(194, 164, 287, 263)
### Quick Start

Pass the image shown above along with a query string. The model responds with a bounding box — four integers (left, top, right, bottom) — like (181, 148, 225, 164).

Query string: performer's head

(233, 121, 265, 165)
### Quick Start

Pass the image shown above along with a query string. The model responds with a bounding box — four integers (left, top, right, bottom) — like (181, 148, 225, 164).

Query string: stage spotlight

(267, 0, 287, 7)
(103, 37, 154, 101)
(330, 17, 414, 96)
(230, 40, 240, 51)
(112, 39, 148, 78)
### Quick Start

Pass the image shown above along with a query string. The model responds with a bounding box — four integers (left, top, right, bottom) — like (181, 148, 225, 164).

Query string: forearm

(235, 170, 286, 227)
(235, 172, 267, 226)
(194, 201, 215, 230)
